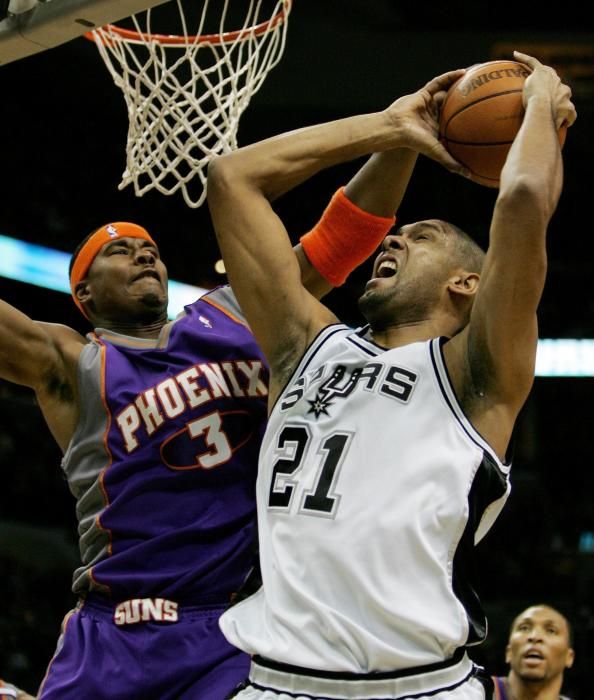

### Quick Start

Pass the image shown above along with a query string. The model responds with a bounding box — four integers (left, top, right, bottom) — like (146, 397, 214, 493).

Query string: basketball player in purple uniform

(0, 154, 411, 697)
(207, 53, 575, 699)
(492, 604, 575, 700)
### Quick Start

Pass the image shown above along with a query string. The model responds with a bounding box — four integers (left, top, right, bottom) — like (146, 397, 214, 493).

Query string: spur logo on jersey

(116, 359, 267, 453)
(114, 598, 179, 625)
(281, 361, 418, 418)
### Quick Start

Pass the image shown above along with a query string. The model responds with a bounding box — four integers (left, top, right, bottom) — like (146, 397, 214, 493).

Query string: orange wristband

(300, 187, 395, 286)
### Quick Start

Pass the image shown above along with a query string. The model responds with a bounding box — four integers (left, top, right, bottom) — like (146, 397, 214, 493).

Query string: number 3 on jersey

(268, 425, 353, 517)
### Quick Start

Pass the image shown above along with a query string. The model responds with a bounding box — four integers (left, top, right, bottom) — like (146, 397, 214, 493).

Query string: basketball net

(90, 0, 291, 208)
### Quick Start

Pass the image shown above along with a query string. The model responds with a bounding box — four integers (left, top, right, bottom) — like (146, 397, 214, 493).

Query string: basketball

(439, 59, 566, 187)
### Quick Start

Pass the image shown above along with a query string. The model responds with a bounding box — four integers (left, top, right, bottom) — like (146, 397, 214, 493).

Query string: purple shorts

(38, 595, 250, 699)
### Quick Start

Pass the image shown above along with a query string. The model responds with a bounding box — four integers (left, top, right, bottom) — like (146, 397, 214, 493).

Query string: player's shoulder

(198, 284, 249, 326)
(490, 676, 507, 699)
(35, 321, 88, 375)
(36, 320, 88, 347)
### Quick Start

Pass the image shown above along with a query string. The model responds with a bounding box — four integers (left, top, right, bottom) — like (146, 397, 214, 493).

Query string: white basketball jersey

(220, 325, 511, 673)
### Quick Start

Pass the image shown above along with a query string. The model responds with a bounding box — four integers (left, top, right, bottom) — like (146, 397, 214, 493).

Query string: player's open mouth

(377, 260, 398, 278)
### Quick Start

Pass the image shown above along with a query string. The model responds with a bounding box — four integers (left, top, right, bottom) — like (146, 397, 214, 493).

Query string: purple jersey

(492, 677, 572, 699)
(61, 286, 268, 604)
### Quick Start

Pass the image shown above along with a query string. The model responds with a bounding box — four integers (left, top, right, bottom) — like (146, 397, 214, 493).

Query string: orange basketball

(439, 59, 566, 187)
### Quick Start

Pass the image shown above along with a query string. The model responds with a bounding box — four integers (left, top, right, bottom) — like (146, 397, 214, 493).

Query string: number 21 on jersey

(267, 424, 353, 518)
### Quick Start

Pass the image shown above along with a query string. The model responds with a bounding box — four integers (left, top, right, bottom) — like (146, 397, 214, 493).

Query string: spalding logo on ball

(439, 59, 567, 188)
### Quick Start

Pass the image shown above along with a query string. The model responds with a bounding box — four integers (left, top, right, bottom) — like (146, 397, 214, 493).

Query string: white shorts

(228, 652, 491, 700)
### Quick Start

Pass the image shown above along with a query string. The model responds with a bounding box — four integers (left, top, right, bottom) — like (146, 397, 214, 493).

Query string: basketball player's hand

(514, 51, 576, 130)
(384, 69, 471, 177)
(0, 680, 35, 700)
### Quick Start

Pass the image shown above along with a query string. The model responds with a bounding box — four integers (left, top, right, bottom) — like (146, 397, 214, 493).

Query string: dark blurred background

(1, 1, 593, 695)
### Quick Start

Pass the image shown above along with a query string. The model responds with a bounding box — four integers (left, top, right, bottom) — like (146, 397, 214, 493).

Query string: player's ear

(75, 279, 91, 306)
(447, 270, 479, 298)
(505, 643, 512, 664)
(565, 646, 575, 669)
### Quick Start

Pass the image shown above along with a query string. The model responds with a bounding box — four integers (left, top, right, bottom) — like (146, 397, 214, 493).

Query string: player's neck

(96, 316, 168, 339)
(368, 316, 456, 349)
(506, 674, 564, 700)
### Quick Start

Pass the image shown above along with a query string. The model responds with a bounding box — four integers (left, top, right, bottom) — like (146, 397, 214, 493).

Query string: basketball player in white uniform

(207, 52, 575, 700)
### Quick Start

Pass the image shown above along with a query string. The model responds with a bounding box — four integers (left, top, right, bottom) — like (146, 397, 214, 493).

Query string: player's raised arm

(0, 300, 76, 390)
(293, 147, 420, 300)
(0, 299, 84, 449)
(445, 53, 576, 457)
(207, 69, 467, 394)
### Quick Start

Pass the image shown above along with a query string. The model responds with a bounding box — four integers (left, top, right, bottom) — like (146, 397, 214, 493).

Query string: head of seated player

(358, 219, 485, 336)
(505, 604, 575, 692)
(69, 222, 168, 331)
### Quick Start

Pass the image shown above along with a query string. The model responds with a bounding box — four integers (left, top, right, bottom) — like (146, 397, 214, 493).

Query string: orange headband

(70, 222, 156, 316)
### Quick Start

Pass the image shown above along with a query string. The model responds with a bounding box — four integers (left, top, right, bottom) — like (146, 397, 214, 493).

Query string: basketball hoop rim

(85, 0, 291, 46)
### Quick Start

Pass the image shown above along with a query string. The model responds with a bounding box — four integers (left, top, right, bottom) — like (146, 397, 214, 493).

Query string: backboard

(0, 0, 171, 64)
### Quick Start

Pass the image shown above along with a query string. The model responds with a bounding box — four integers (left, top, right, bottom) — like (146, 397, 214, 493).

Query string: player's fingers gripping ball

(439, 59, 567, 187)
